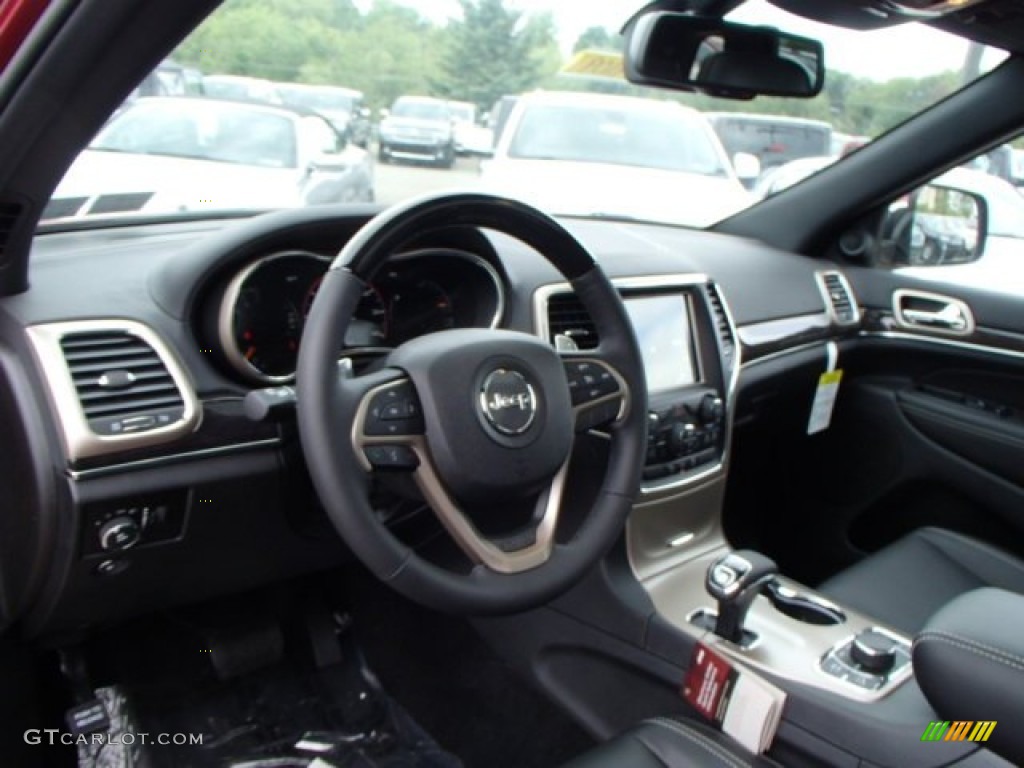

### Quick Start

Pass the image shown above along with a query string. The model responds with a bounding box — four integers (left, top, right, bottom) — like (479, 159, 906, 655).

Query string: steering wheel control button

(564, 360, 619, 405)
(99, 516, 141, 552)
(479, 368, 538, 436)
(363, 445, 419, 471)
(364, 382, 424, 436)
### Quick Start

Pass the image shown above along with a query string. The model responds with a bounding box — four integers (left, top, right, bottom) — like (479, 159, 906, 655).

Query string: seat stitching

(645, 717, 749, 768)
(916, 631, 1024, 672)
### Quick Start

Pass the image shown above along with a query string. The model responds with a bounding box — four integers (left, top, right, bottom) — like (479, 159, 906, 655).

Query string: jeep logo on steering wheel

(479, 368, 537, 436)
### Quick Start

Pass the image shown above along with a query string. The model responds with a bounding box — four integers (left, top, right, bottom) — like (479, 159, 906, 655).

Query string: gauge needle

(245, 346, 256, 361)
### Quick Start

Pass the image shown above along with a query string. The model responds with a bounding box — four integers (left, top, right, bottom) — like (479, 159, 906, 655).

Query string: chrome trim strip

(737, 312, 830, 348)
(740, 340, 833, 369)
(860, 330, 1024, 362)
(531, 273, 741, 498)
(352, 378, 569, 574)
(26, 319, 202, 463)
(66, 438, 282, 480)
(814, 269, 861, 326)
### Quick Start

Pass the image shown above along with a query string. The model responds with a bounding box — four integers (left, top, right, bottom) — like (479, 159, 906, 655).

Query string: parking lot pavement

(374, 155, 483, 206)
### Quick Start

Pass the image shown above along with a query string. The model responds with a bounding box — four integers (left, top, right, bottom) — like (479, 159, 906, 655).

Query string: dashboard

(2, 204, 849, 636)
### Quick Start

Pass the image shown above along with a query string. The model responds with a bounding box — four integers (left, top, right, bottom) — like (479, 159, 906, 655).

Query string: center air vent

(546, 293, 599, 350)
(817, 271, 860, 326)
(705, 283, 737, 372)
(60, 331, 185, 435)
(26, 320, 201, 462)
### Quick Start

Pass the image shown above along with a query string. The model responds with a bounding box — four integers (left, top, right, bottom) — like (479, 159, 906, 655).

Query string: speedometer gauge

(217, 251, 328, 383)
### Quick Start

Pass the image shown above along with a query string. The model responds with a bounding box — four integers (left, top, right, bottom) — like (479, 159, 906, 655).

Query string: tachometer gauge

(388, 279, 455, 344)
(217, 251, 328, 383)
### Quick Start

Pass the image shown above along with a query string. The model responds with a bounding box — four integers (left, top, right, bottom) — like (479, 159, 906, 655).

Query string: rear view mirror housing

(624, 13, 824, 100)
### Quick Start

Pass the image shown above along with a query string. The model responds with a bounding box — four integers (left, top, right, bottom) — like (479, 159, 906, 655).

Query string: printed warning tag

(681, 641, 786, 754)
(807, 369, 843, 435)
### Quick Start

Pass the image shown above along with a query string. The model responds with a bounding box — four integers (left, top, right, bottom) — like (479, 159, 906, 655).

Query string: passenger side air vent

(817, 271, 860, 326)
(546, 293, 599, 350)
(26, 320, 201, 462)
(705, 283, 737, 372)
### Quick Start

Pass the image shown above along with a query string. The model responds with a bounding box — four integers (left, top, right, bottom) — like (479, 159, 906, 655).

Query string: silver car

(45, 97, 374, 219)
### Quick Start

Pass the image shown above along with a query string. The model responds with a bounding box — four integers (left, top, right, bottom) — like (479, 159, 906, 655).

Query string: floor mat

(78, 604, 461, 768)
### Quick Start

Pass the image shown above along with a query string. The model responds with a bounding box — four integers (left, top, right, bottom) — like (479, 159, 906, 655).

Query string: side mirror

(624, 12, 824, 99)
(359, 107, 371, 119)
(732, 152, 761, 181)
(882, 183, 987, 267)
(378, 108, 390, 120)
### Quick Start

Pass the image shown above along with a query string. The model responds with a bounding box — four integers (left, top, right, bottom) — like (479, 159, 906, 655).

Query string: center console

(647, 547, 914, 703)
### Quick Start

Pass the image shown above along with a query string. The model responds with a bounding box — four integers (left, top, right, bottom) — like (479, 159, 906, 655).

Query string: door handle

(893, 289, 974, 335)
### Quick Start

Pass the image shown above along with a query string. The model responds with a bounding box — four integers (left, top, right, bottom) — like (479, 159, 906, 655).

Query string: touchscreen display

(624, 295, 698, 392)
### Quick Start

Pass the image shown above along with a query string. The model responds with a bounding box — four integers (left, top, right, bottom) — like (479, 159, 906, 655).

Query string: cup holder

(765, 581, 845, 625)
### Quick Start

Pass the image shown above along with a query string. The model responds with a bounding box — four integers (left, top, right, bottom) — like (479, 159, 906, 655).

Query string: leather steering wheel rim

(296, 192, 647, 614)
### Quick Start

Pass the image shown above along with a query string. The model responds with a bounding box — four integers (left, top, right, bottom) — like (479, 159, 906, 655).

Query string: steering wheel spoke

(561, 355, 630, 432)
(413, 453, 571, 574)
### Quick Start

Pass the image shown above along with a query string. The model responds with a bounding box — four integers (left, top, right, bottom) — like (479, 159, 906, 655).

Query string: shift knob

(706, 550, 778, 644)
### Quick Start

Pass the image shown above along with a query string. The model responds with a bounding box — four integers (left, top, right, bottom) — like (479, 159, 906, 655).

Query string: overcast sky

(373, 0, 1005, 81)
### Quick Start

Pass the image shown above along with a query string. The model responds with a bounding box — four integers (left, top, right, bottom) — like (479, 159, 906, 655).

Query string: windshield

(43, 0, 1007, 226)
(508, 102, 727, 177)
(92, 101, 297, 168)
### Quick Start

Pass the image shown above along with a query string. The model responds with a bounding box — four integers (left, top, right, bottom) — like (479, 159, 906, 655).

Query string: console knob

(850, 629, 896, 674)
(669, 422, 696, 454)
(698, 394, 724, 425)
(99, 516, 141, 552)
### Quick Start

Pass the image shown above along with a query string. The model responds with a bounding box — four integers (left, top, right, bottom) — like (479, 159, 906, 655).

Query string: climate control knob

(99, 516, 141, 552)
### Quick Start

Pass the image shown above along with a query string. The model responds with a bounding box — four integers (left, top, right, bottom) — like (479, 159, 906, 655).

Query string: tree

(572, 26, 621, 54)
(433, 0, 559, 111)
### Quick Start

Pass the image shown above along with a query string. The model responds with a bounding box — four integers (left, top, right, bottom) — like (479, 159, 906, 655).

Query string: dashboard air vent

(59, 330, 185, 435)
(818, 271, 860, 325)
(547, 293, 599, 350)
(705, 283, 736, 372)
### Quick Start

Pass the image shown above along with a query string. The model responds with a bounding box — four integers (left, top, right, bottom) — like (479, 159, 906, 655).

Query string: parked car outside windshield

(481, 91, 752, 227)
(44, 98, 374, 219)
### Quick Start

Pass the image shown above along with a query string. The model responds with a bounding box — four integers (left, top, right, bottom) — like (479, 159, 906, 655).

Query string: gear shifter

(705, 550, 779, 644)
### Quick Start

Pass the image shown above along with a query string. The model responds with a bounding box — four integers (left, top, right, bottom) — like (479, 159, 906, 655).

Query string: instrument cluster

(213, 249, 504, 384)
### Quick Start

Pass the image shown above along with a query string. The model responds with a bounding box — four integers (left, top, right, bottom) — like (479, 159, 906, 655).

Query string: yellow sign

(561, 50, 625, 80)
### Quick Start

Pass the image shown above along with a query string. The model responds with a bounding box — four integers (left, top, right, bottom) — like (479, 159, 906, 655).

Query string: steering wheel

(296, 192, 647, 614)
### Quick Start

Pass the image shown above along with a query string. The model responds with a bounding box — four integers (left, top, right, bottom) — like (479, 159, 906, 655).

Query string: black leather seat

(562, 718, 780, 768)
(819, 527, 1024, 634)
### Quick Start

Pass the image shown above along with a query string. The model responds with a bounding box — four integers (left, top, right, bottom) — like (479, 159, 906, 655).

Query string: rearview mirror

(882, 183, 987, 267)
(624, 13, 824, 99)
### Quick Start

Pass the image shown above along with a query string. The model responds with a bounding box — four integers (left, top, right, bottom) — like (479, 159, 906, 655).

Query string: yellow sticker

(807, 368, 843, 435)
(819, 370, 843, 386)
